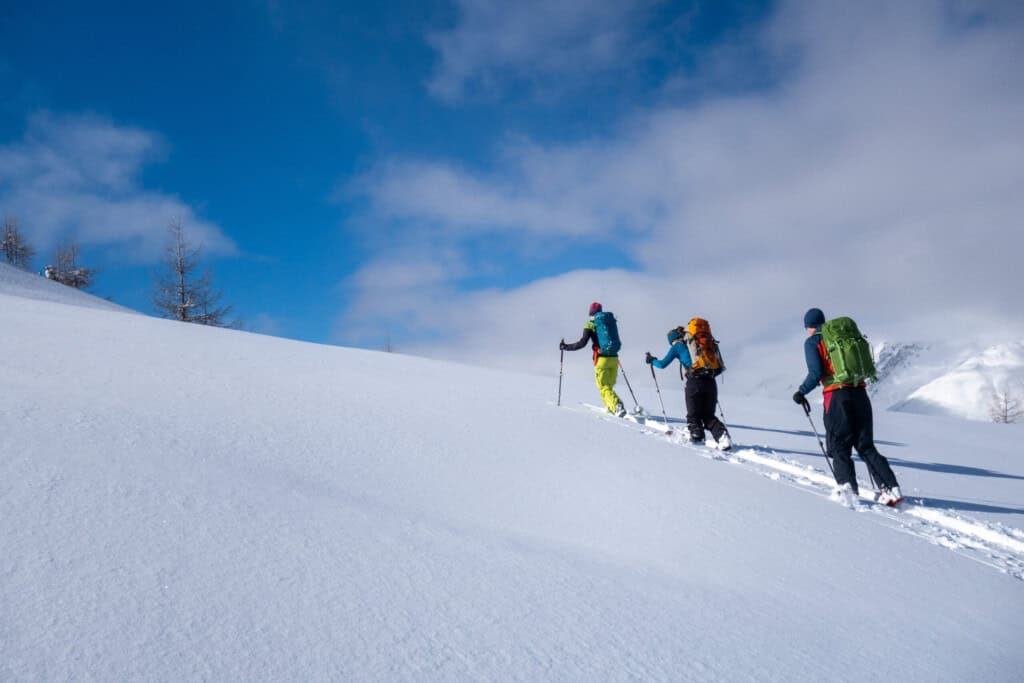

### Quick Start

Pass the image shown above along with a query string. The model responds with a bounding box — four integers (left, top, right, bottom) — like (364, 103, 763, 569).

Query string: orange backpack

(683, 318, 725, 377)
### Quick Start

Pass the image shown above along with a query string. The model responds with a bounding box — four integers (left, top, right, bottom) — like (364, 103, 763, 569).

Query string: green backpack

(820, 317, 877, 386)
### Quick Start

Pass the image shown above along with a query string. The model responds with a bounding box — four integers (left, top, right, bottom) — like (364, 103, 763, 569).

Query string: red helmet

(588, 302, 603, 315)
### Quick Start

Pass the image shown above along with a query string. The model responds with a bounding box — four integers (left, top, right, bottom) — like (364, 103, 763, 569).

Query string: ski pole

(649, 364, 672, 434)
(717, 399, 727, 423)
(862, 457, 882, 493)
(618, 361, 643, 414)
(801, 399, 835, 477)
(557, 343, 565, 407)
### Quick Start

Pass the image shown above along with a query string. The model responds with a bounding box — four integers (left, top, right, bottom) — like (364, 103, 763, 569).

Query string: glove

(645, 352, 654, 365)
(792, 391, 806, 406)
(559, 339, 566, 351)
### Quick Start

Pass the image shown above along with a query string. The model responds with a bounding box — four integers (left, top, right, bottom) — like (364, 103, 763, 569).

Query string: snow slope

(2, 277, 1023, 681)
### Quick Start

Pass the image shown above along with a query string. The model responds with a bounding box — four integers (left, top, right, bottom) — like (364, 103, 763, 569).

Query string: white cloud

(347, 0, 1024, 389)
(354, 147, 661, 239)
(337, 246, 472, 346)
(0, 112, 235, 262)
(427, 0, 659, 101)
(251, 313, 284, 337)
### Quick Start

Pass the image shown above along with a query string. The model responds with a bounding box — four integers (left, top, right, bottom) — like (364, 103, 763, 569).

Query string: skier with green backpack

(792, 308, 903, 506)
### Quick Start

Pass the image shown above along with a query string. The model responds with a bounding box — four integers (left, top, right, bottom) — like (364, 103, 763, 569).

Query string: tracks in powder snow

(575, 403, 1024, 581)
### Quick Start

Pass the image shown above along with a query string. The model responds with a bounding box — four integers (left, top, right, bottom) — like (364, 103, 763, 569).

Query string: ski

(581, 402, 646, 424)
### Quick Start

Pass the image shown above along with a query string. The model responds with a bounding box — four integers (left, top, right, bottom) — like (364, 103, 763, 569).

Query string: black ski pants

(685, 375, 728, 442)
(823, 386, 900, 493)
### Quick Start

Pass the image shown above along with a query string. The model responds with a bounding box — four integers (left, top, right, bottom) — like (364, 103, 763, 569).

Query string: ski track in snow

(578, 404, 1024, 581)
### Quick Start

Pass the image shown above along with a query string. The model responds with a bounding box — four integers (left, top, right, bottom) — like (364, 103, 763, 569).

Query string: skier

(792, 308, 903, 505)
(645, 326, 732, 450)
(560, 302, 626, 417)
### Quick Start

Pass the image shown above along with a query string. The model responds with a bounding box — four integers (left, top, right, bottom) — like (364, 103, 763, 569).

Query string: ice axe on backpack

(618, 361, 645, 416)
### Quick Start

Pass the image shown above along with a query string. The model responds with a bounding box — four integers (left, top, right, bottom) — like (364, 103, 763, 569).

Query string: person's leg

(850, 387, 900, 489)
(700, 377, 728, 441)
(824, 389, 858, 492)
(684, 378, 704, 441)
(594, 356, 623, 413)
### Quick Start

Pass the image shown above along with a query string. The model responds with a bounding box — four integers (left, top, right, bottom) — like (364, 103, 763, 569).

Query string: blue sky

(0, 0, 768, 341)
(2, 0, 1022, 380)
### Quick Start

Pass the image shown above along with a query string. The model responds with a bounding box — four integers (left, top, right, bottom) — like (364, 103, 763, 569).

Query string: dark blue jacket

(799, 331, 825, 395)
(652, 341, 692, 370)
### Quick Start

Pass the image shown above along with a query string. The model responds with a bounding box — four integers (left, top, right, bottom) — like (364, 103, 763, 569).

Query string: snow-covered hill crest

(2, 265, 1023, 681)
(0, 261, 130, 313)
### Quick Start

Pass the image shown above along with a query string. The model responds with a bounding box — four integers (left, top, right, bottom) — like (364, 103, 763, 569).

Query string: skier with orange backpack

(646, 319, 731, 451)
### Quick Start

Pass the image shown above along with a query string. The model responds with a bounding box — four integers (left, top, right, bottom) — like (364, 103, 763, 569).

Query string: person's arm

(562, 325, 594, 351)
(651, 344, 679, 369)
(678, 343, 692, 371)
(797, 335, 823, 395)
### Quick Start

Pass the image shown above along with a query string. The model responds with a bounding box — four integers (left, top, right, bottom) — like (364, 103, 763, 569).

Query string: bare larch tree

(153, 221, 236, 327)
(989, 384, 1022, 424)
(1, 217, 36, 269)
(46, 241, 96, 289)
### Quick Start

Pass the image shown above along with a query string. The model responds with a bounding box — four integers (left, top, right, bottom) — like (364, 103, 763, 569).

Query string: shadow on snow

(912, 496, 1024, 516)
(886, 458, 1024, 482)
(730, 422, 906, 447)
(727, 427, 1024, 482)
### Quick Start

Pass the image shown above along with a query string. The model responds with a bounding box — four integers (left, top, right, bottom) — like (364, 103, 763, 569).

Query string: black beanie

(804, 308, 825, 328)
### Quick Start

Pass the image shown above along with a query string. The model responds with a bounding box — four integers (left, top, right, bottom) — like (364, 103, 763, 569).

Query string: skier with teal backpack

(792, 308, 903, 506)
(560, 302, 626, 416)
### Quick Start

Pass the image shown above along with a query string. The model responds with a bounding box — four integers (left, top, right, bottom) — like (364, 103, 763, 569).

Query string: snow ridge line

(575, 403, 1024, 580)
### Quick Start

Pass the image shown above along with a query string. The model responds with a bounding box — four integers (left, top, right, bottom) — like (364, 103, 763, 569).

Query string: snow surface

(2, 272, 1024, 681)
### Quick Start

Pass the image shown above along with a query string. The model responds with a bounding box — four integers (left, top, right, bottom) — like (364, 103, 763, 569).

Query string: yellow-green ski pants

(594, 356, 622, 413)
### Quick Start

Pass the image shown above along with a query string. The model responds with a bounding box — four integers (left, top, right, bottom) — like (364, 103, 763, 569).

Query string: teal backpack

(820, 317, 877, 386)
(592, 311, 622, 356)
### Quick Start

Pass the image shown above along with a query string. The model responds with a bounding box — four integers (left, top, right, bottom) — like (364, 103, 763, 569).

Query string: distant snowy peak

(873, 341, 929, 380)
(957, 343, 1024, 373)
(867, 340, 947, 413)
(776, 337, 1024, 423)
(890, 341, 1024, 422)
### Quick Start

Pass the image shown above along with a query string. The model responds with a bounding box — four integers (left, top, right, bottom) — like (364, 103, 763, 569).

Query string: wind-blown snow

(2, 270, 1023, 681)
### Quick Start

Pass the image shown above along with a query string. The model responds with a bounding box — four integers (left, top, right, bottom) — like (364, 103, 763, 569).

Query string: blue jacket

(799, 331, 825, 395)
(652, 341, 692, 370)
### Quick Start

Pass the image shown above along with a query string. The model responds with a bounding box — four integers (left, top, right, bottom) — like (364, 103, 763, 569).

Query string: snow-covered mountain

(743, 334, 1024, 423)
(868, 340, 945, 410)
(890, 342, 1024, 421)
(867, 339, 1024, 422)
(2, 265, 1024, 680)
